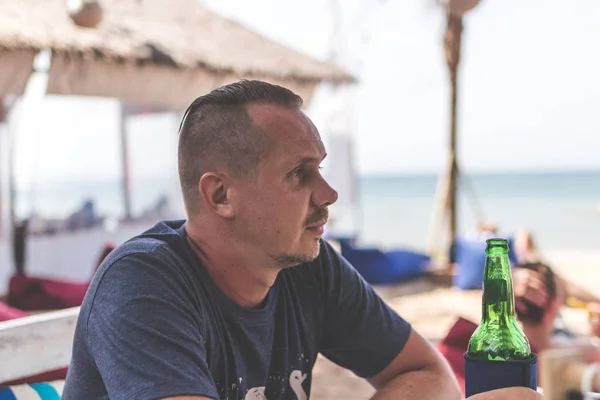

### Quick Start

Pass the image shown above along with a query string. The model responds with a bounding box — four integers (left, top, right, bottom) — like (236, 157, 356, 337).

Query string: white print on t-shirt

(289, 370, 307, 400)
(244, 386, 266, 400)
(244, 370, 308, 400)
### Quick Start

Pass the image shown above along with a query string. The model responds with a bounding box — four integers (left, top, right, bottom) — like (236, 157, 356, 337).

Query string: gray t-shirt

(62, 220, 412, 400)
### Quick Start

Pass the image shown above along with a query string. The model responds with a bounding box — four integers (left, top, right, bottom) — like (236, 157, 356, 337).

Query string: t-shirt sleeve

(318, 242, 413, 378)
(84, 248, 218, 400)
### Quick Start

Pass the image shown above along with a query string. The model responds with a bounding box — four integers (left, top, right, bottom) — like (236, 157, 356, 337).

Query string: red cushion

(0, 368, 68, 386)
(7, 274, 89, 311)
(437, 317, 478, 396)
(0, 301, 28, 322)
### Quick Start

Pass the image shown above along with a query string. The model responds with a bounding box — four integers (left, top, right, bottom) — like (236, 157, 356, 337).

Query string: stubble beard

(271, 238, 322, 268)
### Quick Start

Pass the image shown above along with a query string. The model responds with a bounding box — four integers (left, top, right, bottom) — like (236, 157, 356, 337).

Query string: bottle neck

(481, 253, 516, 324)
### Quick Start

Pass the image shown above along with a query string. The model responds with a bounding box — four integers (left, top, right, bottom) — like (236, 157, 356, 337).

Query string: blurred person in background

(514, 262, 569, 349)
(512, 229, 600, 330)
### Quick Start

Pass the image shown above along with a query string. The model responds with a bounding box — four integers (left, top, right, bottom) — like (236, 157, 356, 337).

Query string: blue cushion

(338, 239, 429, 284)
(453, 237, 518, 290)
(0, 381, 63, 400)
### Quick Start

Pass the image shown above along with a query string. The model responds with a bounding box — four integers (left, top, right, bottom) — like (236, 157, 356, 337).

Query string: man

(513, 258, 600, 338)
(63, 80, 538, 399)
(514, 262, 568, 350)
(512, 230, 600, 308)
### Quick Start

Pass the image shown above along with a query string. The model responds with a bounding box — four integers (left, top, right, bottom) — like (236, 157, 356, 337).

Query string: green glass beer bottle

(467, 238, 531, 361)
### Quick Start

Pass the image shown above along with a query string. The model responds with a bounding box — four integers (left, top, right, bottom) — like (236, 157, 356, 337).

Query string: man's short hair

(177, 80, 303, 215)
(515, 262, 558, 324)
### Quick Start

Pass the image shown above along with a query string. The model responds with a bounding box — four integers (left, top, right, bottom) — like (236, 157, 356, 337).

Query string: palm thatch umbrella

(0, 0, 354, 109)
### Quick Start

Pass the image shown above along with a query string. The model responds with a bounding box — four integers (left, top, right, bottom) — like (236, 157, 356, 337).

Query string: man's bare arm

(560, 276, 600, 304)
(367, 329, 461, 400)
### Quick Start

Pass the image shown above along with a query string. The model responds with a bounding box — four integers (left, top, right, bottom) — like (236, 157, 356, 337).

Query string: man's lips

(306, 220, 327, 235)
(306, 219, 327, 229)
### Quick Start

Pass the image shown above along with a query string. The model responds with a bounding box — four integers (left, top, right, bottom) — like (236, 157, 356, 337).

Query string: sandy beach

(309, 249, 600, 399)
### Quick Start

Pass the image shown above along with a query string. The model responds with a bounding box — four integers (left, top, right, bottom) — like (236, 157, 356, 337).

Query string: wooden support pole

(119, 102, 132, 221)
(445, 12, 463, 266)
(0, 99, 5, 239)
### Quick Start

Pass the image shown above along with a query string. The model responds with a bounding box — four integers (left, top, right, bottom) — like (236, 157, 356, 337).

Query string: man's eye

(293, 168, 306, 178)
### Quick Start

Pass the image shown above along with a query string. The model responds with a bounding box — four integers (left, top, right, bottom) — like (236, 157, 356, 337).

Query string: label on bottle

(483, 279, 508, 304)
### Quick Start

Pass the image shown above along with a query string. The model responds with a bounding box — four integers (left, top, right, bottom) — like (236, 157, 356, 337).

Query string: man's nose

(313, 176, 338, 208)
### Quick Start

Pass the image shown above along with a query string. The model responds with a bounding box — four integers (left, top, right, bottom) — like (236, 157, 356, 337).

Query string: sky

(3, 0, 600, 187)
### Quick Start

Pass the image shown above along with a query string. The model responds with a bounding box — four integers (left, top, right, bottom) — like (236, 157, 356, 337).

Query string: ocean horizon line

(360, 168, 600, 180)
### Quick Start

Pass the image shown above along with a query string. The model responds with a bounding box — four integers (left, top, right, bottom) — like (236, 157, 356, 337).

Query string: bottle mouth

(486, 238, 509, 253)
(486, 238, 508, 246)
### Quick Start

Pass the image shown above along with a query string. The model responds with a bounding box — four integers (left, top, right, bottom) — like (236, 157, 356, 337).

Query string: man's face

(228, 104, 338, 267)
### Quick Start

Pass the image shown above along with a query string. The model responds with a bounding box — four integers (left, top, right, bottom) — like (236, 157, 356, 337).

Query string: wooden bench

(0, 307, 79, 383)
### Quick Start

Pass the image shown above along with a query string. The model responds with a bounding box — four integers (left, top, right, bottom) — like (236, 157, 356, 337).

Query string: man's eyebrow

(291, 154, 327, 167)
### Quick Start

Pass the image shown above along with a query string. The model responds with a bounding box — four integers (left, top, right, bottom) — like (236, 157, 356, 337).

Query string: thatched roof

(0, 0, 355, 109)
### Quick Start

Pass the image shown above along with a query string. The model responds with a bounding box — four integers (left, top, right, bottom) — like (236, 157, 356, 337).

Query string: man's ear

(198, 172, 234, 218)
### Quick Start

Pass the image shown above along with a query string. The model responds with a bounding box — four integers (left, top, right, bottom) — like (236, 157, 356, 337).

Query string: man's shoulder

(81, 220, 203, 321)
(102, 219, 187, 265)
(126, 219, 187, 251)
(90, 219, 195, 294)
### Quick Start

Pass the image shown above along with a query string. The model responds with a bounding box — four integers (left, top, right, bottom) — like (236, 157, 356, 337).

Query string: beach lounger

(0, 307, 78, 397)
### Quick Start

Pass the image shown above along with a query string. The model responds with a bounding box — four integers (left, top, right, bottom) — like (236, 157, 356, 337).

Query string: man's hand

(466, 387, 542, 399)
(513, 268, 548, 313)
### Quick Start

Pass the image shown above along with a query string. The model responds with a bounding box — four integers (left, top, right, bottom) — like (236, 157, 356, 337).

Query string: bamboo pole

(444, 12, 463, 267)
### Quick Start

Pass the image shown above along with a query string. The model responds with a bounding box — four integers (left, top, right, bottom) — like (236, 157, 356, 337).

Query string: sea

(12, 170, 600, 252)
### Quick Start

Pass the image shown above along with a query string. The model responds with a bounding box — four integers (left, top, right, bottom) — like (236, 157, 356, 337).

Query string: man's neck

(185, 222, 280, 308)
